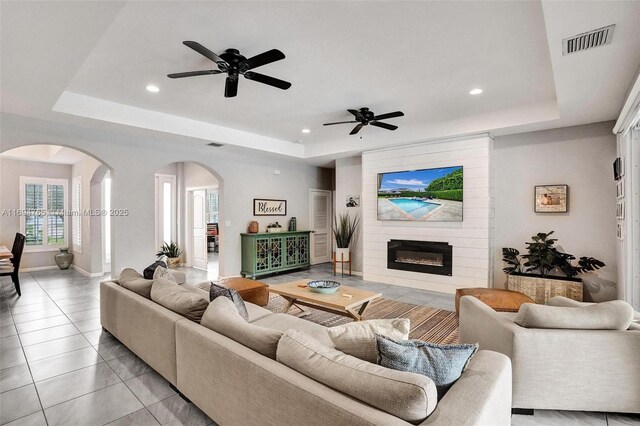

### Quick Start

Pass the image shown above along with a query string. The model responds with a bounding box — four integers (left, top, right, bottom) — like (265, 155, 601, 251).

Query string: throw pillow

(327, 318, 410, 363)
(201, 297, 283, 359)
(515, 301, 634, 330)
(153, 266, 177, 283)
(376, 334, 478, 400)
(143, 260, 167, 279)
(150, 277, 209, 322)
(277, 329, 437, 423)
(209, 283, 249, 320)
(118, 268, 154, 299)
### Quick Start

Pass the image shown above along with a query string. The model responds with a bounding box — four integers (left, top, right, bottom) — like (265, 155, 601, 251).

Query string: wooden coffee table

(269, 280, 382, 321)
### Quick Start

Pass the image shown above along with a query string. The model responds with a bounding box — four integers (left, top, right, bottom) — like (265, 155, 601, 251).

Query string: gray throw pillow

(153, 266, 176, 283)
(209, 283, 248, 320)
(376, 334, 478, 400)
(143, 260, 167, 279)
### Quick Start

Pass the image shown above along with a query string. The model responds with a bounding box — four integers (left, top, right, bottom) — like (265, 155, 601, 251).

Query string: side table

(455, 288, 534, 313)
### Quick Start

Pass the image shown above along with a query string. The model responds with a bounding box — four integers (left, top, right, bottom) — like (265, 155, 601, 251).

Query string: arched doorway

(154, 161, 222, 280)
(0, 144, 113, 276)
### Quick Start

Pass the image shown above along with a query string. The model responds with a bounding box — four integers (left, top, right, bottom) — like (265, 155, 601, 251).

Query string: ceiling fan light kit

(168, 41, 291, 98)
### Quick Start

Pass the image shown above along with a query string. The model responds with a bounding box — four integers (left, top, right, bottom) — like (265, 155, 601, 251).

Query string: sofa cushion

(143, 260, 167, 279)
(200, 297, 283, 359)
(252, 313, 334, 348)
(153, 266, 176, 283)
(150, 277, 209, 322)
(119, 268, 154, 299)
(276, 329, 437, 423)
(547, 296, 640, 330)
(515, 300, 634, 330)
(209, 283, 249, 320)
(327, 318, 410, 363)
(376, 335, 478, 400)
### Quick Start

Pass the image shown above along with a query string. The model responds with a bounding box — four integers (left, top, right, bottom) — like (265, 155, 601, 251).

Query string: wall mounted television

(377, 166, 463, 222)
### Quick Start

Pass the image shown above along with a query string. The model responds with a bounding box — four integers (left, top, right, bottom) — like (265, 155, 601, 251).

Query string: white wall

(335, 156, 363, 273)
(361, 135, 493, 294)
(493, 121, 617, 302)
(183, 162, 218, 189)
(1, 113, 331, 277)
(0, 158, 72, 269)
(71, 155, 102, 274)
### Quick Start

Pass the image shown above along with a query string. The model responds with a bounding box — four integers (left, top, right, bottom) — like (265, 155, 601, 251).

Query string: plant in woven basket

(156, 241, 183, 259)
(502, 231, 604, 278)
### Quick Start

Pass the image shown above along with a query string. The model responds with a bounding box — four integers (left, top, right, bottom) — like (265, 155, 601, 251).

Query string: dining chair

(0, 233, 26, 296)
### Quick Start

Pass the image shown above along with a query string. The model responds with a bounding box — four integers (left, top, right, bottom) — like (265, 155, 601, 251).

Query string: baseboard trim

(19, 265, 58, 272)
(72, 265, 104, 278)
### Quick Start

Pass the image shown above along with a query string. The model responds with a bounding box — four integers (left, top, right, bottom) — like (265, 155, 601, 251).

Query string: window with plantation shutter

(208, 191, 219, 223)
(20, 177, 68, 251)
(72, 177, 82, 252)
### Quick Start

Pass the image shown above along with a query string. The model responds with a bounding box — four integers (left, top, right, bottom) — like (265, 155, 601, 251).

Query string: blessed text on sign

(253, 199, 287, 216)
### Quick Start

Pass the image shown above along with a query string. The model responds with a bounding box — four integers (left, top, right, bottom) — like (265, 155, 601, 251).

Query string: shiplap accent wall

(362, 135, 494, 294)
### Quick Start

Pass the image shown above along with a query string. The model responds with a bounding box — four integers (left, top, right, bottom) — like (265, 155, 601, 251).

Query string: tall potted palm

(332, 212, 360, 261)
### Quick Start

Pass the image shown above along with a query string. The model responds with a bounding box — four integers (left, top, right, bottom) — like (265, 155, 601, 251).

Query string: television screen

(377, 166, 463, 222)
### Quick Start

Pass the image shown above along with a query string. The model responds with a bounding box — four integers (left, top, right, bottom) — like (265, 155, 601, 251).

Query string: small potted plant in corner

(502, 231, 605, 303)
(157, 241, 183, 268)
(332, 212, 360, 262)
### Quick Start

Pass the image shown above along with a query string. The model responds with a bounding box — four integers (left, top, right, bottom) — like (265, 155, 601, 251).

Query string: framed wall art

(253, 198, 287, 216)
(534, 185, 568, 213)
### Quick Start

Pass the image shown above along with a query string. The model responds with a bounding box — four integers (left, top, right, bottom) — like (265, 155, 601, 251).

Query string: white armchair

(458, 296, 640, 413)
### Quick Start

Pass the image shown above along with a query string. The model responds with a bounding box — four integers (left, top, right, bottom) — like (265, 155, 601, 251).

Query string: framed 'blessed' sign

(253, 198, 287, 216)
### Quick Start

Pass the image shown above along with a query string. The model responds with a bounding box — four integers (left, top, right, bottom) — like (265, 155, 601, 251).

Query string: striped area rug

(266, 295, 459, 344)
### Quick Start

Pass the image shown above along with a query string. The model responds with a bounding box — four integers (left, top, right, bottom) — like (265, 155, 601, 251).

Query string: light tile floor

(1, 265, 639, 425)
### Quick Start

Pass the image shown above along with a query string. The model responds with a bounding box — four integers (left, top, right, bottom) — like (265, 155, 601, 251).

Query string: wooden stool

(333, 251, 352, 277)
(215, 277, 269, 306)
(455, 288, 534, 313)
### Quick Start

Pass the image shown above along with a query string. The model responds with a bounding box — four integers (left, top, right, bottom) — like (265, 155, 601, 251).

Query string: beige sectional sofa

(101, 279, 512, 425)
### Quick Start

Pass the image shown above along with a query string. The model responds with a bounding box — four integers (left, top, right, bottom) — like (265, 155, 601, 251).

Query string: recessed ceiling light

(146, 85, 160, 93)
(469, 88, 483, 95)
(302, 129, 311, 134)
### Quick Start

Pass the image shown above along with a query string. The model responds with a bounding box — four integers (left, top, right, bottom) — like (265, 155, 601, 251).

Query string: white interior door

(191, 190, 207, 270)
(309, 189, 331, 264)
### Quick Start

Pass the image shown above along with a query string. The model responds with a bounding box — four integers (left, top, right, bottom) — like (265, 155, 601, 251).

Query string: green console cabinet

(241, 231, 311, 279)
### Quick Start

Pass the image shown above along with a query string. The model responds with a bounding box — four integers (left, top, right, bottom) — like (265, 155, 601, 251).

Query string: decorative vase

(248, 221, 259, 233)
(167, 257, 181, 268)
(288, 217, 297, 231)
(55, 248, 74, 270)
(335, 247, 350, 261)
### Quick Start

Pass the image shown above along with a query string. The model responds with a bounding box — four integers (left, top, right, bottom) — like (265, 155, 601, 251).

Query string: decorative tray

(307, 280, 341, 294)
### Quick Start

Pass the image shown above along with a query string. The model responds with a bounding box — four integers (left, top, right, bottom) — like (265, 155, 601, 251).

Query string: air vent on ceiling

(562, 24, 615, 56)
(207, 142, 224, 148)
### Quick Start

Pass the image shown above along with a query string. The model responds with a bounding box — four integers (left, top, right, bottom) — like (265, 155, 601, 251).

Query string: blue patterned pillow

(376, 335, 478, 399)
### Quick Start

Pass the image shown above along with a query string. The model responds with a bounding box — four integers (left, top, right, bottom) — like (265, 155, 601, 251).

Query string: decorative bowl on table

(307, 280, 341, 294)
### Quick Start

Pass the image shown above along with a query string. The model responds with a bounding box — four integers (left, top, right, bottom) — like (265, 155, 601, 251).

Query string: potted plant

(502, 231, 604, 303)
(157, 241, 183, 268)
(332, 212, 360, 261)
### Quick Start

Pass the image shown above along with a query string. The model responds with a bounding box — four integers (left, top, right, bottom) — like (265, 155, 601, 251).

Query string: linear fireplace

(387, 240, 453, 276)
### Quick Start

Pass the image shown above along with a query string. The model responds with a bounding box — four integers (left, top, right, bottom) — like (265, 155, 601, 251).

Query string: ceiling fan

(167, 41, 291, 98)
(323, 108, 404, 135)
